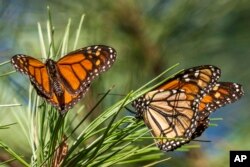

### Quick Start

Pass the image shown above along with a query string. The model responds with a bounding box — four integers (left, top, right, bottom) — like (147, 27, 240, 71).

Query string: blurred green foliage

(0, 0, 249, 166)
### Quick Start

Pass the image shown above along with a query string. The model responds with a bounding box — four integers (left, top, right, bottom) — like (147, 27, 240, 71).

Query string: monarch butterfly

(132, 65, 243, 151)
(11, 45, 116, 114)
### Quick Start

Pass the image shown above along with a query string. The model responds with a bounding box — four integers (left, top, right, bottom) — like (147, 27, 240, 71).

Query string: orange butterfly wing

(46, 84, 90, 113)
(11, 55, 52, 97)
(56, 45, 116, 94)
(157, 65, 221, 100)
(198, 82, 244, 120)
(191, 82, 244, 139)
(11, 45, 117, 113)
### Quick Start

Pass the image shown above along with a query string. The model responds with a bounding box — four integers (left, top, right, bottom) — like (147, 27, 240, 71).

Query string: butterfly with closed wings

(132, 65, 244, 151)
(11, 45, 116, 114)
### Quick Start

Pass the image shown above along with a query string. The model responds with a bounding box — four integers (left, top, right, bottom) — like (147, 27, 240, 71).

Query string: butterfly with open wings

(11, 45, 116, 114)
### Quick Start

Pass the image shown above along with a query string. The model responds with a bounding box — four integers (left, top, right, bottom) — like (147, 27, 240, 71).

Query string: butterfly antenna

(192, 139, 211, 143)
(125, 106, 137, 115)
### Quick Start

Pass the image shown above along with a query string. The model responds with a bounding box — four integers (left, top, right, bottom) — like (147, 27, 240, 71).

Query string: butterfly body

(11, 45, 116, 114)
(132, 65, 244, 151)
(45, 59, 64, 96)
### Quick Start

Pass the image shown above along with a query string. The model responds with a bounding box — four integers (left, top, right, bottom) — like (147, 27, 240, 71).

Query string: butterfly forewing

(198, 82, 244, 120)
(192, 82, 243, 139)
(11, 55, 52, 97)
(158, 65, 221, 91)
(56, 45, 117, 94)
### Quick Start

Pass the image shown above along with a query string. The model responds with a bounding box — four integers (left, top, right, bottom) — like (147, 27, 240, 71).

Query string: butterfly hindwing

(136, 89, 200, 151)
(49, 86, 90, 113)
